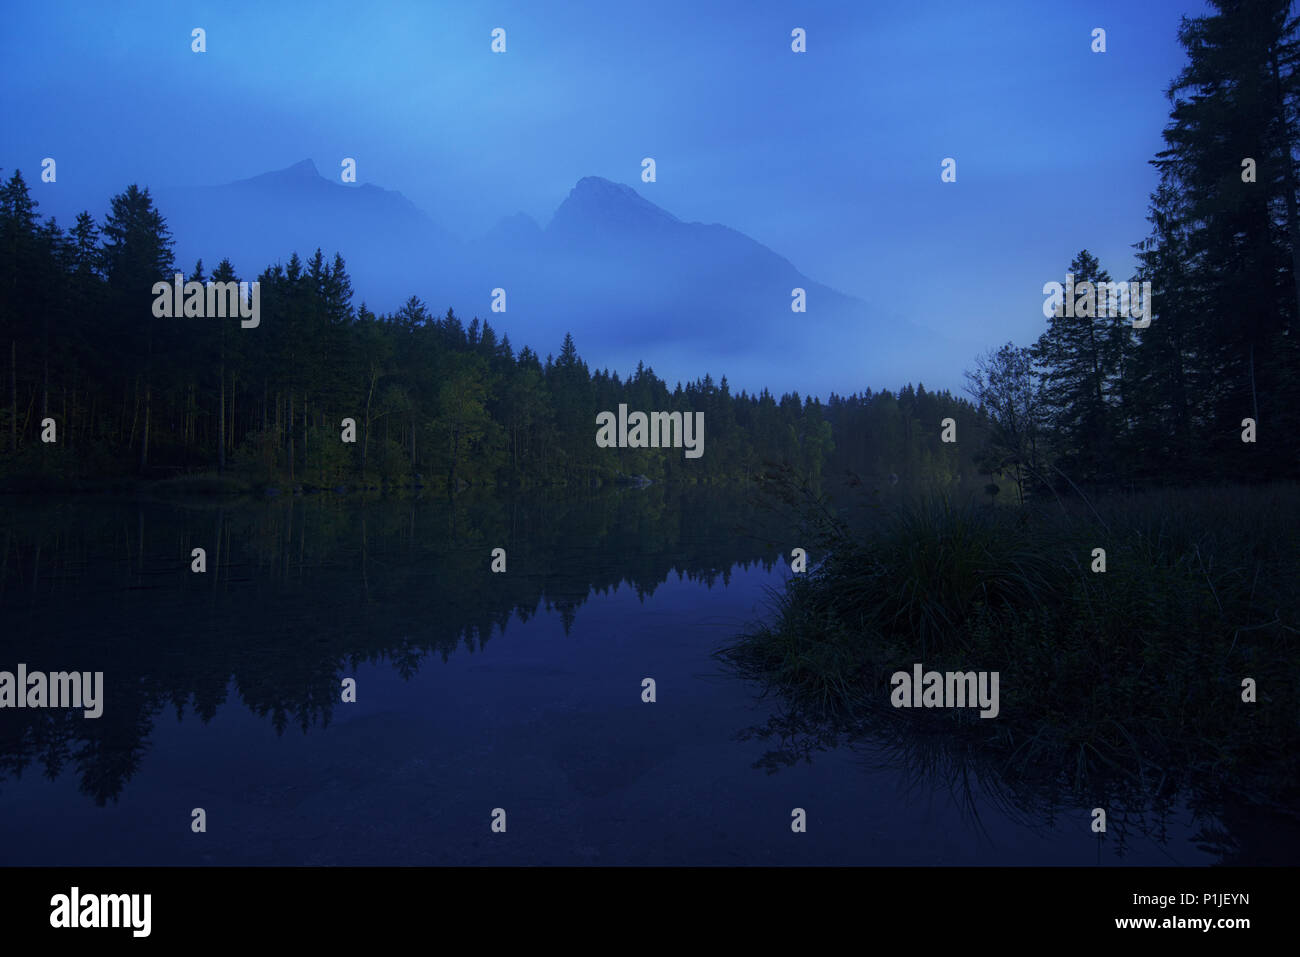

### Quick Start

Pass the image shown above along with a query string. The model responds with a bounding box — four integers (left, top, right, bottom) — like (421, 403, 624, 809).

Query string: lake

(0, 487, 1255, 864)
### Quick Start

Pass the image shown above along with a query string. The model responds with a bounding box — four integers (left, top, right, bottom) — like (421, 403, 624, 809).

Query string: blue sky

(2, 0, 1208, 391)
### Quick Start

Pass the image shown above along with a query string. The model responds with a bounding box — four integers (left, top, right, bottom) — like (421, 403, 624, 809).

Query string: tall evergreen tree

(1154, 0, 1300, 476)
(101, 184, 173, 471)
(0, 170, 43, 453)
(1032, 250, 1125, 486)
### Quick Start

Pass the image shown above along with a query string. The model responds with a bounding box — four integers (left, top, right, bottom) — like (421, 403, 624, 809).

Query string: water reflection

(0, 486, 787, 807)
(1, 487, 1291, 864)
(727, 698, 1300, 865)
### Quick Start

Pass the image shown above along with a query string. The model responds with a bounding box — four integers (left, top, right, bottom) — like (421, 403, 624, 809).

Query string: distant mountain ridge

(154, 160, 963, 395)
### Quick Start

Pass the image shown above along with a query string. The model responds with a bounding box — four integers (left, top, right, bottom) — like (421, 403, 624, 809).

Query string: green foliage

(821, 384, 986, 495)
(721, 481, 1300, 809)
(0, 174, 990, 493)
(1030, 250, 1131, 487)
(958, 4, 1300, 492)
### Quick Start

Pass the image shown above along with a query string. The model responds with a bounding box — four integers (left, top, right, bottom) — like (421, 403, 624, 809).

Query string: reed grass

(718, 480, 1300, 811)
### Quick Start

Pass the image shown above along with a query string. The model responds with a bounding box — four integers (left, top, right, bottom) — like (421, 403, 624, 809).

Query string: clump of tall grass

(720, 476, 1300, 812)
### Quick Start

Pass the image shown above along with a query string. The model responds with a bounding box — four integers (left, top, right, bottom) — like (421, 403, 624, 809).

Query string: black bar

(0, 865, 1282, 944)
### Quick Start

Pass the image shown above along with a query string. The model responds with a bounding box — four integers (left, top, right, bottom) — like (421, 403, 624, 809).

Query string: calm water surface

(0, 488, 1253, 864)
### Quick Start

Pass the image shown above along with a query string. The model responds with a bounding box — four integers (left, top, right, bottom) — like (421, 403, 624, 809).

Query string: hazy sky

(3, 0, 1207, 389)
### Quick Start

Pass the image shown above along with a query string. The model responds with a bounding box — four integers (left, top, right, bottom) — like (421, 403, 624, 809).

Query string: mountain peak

(476, 211, 543, 250)
(281, 158, 321, 179)
(570, 176, 670, 210)
(549, 176, 679, 237)
(573, 175, 631, 193)
(222, 159, 326, 191)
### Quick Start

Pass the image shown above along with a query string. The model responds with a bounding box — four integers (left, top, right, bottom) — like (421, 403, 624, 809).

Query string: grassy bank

(720, 480, 1300, 814)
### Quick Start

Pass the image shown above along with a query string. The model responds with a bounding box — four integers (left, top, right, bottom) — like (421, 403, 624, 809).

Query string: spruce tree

(1032, 249, 1123, 487)
(1154, 0, 1300, 476)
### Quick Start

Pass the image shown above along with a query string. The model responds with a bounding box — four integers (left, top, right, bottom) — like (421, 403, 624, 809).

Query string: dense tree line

(0, 169, 990, 492)
(823, 384, 986, 491)
(967, 0, 1300, 497)
(4, 4, 1294, 500)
